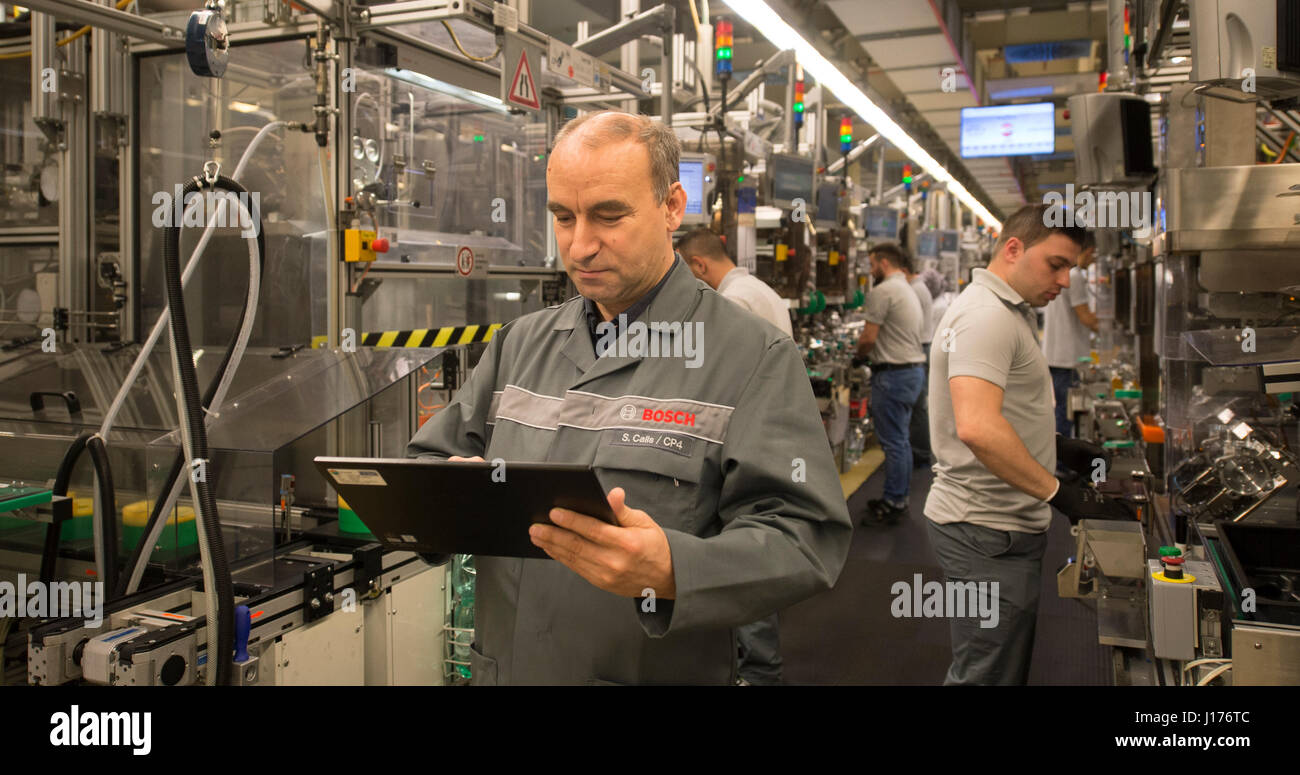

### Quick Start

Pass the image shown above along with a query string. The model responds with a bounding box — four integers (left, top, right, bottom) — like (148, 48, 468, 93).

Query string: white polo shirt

(716, 266, 793, 338)
(1042, 266, 1092, 369)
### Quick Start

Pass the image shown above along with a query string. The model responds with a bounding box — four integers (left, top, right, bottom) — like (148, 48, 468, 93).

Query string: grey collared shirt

(924, 268, 1057, 533)
(862, 271, 925, 364)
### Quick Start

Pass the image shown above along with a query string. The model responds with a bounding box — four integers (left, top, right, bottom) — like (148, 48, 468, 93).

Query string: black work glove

(1048, 478, 1134, 525)
(1056, 435, 1112, 480)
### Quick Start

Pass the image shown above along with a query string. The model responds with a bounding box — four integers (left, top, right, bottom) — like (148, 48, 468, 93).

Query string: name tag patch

(608, 430, 696, 457)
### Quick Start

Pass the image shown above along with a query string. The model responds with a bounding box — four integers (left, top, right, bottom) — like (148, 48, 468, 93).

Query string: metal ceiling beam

(19, 0, 183, 44)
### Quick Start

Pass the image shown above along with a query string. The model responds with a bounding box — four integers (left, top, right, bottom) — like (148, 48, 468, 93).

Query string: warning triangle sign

(508, 48, 540, 110)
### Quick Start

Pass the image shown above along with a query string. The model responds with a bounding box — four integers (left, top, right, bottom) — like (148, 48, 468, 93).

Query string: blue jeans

(870, 365, 924, 505)
(1049, 367, 1077, 438)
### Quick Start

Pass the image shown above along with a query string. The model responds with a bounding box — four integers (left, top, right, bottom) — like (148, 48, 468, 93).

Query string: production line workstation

(3, 0, 1295, 689)
(1048, 1, 1300, 686)
(0, 0, 997, 686)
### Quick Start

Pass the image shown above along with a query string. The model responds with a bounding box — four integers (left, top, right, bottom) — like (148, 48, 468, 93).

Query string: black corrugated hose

(116, 192, 265, 601)
(162, 173, 263, 686)
(46, 433, 117, 594)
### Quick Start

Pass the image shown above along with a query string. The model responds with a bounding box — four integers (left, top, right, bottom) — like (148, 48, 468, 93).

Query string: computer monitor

(917, 231, 939, 259)
(678, 152, 715, 226)
(814, 182, 841, 228)
(960, 102, 1055, 158)
(939, 229, 960, 254)
(864, 206, 900, 240)
(768, 153, 814, 209)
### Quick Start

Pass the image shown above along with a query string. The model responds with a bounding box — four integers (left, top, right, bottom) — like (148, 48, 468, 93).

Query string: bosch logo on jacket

(643, 409, 695, 426)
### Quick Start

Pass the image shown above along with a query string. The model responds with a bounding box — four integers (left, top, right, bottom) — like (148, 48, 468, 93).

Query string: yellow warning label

(310, 324, 502, 349)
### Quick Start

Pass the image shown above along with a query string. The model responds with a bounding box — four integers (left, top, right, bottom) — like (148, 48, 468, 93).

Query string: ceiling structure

(527, 0, 1183, 223)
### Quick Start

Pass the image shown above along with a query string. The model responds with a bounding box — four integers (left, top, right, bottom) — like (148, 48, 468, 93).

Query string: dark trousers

(736, 614, 782, 684)
(1049, 366, 1077, 438)
(926, 520, 1048, 685)
(910, 343, 932, 463)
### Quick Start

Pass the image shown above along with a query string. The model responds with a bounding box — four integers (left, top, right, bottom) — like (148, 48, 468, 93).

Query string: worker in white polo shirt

(1042, 232, 1097, 437)
(906, 262, 935, 467)
(926, 204, 1130, 685)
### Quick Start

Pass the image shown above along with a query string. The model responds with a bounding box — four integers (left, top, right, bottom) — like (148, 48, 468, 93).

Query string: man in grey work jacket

(406, 110, 852, 685)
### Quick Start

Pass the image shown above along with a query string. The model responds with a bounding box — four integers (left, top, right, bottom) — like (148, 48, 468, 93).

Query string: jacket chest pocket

(592, 430, 711, 534)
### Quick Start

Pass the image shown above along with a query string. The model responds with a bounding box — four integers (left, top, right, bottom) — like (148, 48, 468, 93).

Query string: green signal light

(716, 47, 732, 59)
(473, 134, 484, 142)
(793, 103, 804, 112)
(737, 175, 745, 182)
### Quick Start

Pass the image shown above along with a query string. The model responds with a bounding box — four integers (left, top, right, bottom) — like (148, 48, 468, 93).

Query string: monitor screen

(815, 182, 840, 224)
(769, 154, 813, 206)
(917, 231, 938, 258)
(940, 230, 959, 253)
(959, 102, 1055, 158)
(679, 160, 705, 216)
(864, 206, 899, 239)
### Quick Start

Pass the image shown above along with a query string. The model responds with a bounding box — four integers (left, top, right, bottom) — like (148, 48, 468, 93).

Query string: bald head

(551, 110, 680, 205)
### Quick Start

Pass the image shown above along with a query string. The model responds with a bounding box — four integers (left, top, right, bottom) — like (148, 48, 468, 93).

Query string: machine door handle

(30, 390, 81, 417)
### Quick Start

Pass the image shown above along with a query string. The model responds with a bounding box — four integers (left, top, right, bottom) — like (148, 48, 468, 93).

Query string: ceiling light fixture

(723, 0, 1003, 229)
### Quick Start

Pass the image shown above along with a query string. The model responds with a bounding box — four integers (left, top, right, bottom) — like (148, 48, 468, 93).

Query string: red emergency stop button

(371, 237, 389, 253)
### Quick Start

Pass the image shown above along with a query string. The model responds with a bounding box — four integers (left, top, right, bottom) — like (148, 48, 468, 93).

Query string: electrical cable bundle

(160, 172, 267, 686)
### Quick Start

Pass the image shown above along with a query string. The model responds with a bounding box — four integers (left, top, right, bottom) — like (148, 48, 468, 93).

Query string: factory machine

(0, 0, 665, 685)
(1055, 1, 1300, 685)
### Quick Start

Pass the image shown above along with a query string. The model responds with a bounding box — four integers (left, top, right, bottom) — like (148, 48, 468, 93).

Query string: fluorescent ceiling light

(230, 101, 261, 113)
(724, 0, 1002, 229)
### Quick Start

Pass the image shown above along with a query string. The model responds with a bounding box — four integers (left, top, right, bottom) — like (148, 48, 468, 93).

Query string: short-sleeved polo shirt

(925, 268, 1056, 533)
(862, 272, 925, 365)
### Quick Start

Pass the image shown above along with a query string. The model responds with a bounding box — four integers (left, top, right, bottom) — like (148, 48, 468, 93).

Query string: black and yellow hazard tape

(311, 324, 502, 349)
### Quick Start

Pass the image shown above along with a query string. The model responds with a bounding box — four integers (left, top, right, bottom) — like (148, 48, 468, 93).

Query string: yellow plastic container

(121, 500, 197, 552)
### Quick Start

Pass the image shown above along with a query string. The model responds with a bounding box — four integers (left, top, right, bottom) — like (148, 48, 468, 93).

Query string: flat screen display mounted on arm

(960, 102, 1055, 158)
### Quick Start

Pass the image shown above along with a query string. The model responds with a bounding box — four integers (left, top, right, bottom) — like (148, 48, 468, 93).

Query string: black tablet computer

(313, 457, 617, 559)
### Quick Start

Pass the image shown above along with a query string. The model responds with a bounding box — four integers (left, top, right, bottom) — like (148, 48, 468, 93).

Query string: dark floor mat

(780, 460, 1110, 685)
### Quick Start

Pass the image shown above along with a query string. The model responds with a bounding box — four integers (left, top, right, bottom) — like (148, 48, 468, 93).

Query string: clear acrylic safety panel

(144, 347, 438, 581)
(136, 38, 329, 349)
(0, 58, 59, 229)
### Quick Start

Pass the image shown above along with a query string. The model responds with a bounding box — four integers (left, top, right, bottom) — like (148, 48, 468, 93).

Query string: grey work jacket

(406, 258, 852, 685)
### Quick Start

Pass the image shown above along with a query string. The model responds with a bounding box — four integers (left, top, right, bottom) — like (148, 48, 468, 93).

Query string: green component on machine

(1102, 440, 1136, 448)
(0, 485, 52, 515)
(122, 519, 198, 552)
(843, 288, 865, 310)
(796, 290, 826, 314)
(337, 495, 373, 535)
(1114, 389, 1142, 399)
(1159, 545, 1182, 557)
